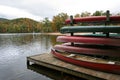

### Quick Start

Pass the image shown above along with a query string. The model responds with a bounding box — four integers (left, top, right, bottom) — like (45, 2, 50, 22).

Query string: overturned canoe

(60, 26, 120, 34)
(57, 36, 120, 46)
(65, 16, 120, 24)
(51, 49, 120, 74)
(54, 44, 120, 57)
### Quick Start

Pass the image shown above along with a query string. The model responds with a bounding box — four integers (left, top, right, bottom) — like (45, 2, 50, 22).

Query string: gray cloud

(0, 0, 120, 21)
(21, 3, 56, 18)
(0, 0, 56, 20)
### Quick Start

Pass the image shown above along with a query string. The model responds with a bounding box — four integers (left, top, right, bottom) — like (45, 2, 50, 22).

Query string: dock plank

(27, 53, 120, 80)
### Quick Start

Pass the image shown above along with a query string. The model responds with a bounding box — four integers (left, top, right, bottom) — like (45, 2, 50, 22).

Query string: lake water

(0, 33, 84, 80)
(0, 33, 57, 80)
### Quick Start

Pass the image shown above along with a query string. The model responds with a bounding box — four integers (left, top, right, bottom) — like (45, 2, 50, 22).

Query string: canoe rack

(51, 10, 120, 74)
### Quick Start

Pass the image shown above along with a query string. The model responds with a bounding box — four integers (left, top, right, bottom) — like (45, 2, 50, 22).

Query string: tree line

(0, 10, 120, 33)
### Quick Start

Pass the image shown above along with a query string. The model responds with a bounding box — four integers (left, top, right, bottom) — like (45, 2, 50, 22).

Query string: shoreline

(41, 32, 66, 35)
(0, 32, 66, 36)
(0, 32, 92, 36)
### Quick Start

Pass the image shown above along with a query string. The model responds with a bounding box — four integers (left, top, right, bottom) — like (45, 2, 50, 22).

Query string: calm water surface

(0, 33, 57, 80)
(0, 33, 86, 80)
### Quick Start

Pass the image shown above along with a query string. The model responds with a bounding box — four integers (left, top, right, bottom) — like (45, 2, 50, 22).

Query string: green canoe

(60, 26, 120, 34)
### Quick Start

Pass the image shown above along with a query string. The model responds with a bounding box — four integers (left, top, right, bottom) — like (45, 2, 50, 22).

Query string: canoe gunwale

(51, 49, 120, 74)
(54, 44, 120, 57)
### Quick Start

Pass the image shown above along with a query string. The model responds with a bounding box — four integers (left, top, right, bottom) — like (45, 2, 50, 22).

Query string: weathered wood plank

(27, 53, 120, 80)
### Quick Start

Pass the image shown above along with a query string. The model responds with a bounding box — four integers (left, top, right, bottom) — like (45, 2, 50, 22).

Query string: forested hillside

(0, 11, 120, 33)
(0, 18, 40, 33)
(0, 13, 68, 33)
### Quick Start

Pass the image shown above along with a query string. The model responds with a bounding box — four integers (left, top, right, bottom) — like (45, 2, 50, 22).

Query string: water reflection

(27, 64, 86, 80)
(0, 33, 57, 80)
(0, 33, 86, 80)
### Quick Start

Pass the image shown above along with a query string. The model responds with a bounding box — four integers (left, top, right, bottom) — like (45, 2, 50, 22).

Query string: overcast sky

(0, 0, 120, 21)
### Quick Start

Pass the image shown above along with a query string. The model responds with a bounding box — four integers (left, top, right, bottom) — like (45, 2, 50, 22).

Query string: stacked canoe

(51, 15, 120, 74)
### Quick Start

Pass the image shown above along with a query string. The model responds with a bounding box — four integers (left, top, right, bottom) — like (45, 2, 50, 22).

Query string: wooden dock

(27, 53, 120, 80)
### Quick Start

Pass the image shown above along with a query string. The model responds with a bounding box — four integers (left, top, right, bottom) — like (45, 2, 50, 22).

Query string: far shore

(0, 32, 89, 36)
(0, 32, 66, 36)
(41, 32, 92, 36)
(41, 32, 66, 35)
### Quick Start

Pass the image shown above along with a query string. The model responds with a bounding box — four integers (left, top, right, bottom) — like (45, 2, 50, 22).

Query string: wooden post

(105, 10, 110, 37)
(70, 15, 74, 46)
(27, 60, 30, 65)
(70, 15, 74, 26)
(70, 15, 74, 36)
(106, 10, 110, 23)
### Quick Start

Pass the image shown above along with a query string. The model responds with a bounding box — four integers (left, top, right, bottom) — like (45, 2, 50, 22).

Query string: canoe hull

(51, 49, 120, 74)
(60, 26, 120, 34)
(54, 44, 120, 57)
(65, 16, 120, 24)
(57, 36, 120, 46)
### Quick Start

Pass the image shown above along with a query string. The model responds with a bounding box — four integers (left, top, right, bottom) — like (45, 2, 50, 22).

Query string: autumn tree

(92, 10, 106, 16)
(42, 17, 52, 32)
(52, 13, 68, 32)
(74, 14, 81, 18)
(81, 11, 91, 17)
(116, 13, 120, 15)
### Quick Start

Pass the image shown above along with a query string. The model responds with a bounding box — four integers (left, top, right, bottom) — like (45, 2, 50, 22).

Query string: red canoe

(65, 16, 120, 24)
(51, 49, 120, 74)
(54, 44, 120, 57)
(57, 36, 120, 46)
